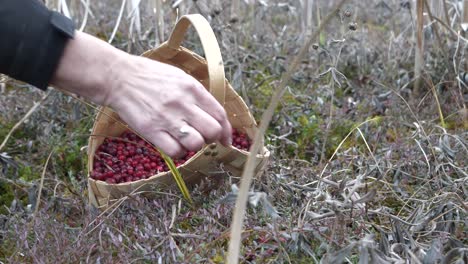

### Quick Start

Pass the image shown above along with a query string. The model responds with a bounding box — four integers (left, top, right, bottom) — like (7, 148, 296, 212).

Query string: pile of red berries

(232, 128, 251, 151)
(90, 131, 196, 184)
(90, 129, 251, 184)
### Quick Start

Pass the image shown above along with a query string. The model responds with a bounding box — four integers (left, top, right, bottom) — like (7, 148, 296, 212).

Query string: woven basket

(87, 14, 270, 208)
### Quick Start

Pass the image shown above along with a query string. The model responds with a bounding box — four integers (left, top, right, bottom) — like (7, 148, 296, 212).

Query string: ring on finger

(178, 125, 191, 138)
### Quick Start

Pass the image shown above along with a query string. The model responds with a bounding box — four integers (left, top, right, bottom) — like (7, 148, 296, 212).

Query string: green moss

(0, 121, 38, 152)
(0, 182, 14, 215)
(296, 114, 323, 159)
(0, 236, 16, 260)
(211, 253, 225, 263)
(381, 197, 404, 213)
(324, 120, 358, 158)
(445, 111, 468, 131)
(52, 118, 91, 181)
(18, 165, 40, 182)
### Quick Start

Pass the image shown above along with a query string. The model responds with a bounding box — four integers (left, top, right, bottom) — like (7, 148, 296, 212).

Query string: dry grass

(1, 0, 467, 263)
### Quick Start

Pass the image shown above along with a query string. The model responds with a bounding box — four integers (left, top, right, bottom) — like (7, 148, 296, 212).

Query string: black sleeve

(0, 0, 75, 90)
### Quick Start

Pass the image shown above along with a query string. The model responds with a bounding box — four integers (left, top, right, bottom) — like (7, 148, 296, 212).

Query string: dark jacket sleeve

(0, 0, 75, 90)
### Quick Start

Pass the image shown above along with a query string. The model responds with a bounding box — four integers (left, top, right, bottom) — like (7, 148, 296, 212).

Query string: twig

(226, 1, 348, 263)
(33, 149, 55, 218)
(108, 0, 127, 44)
(423, 0, 445, 51)
(78, 0, 92, 32)
(0, 91, 50, 151)
(431, 15, 468, 43)
(413, 0, 424, 97)
(230, 0, 240, 23)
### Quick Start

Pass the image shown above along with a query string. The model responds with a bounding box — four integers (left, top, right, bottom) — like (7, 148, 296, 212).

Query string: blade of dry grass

(78, 0, 92, 32)
(156, 0, 165, 45)
(25, 149, 54, 246)
(302, 0, 315, 38)
(60, 0, 72, 18)
(160, 152, 193, 203)
(462, 0, 468, 31)
(0, 91, 50, 152)
(126, 0, 142, 40)
(424, 0, 444, 51)
(414, 0, 424, 97)
(426, 78, 446, 127)
(230, 0, 240, 23)
(303, 117, 382, 188)
(430, 15, 468, 43)
(226, 1, 348, 263)
(33, 149, 55, 218)
(109, 0, 127, 44)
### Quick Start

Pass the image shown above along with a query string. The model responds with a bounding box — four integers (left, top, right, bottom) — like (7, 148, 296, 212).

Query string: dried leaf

(423, 239, 443, 264)
(441, 248, 468, 264)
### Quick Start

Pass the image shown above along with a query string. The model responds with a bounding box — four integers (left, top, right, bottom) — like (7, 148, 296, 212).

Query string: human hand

(106, 55, 232, 157)
(51, 31, 232, 157)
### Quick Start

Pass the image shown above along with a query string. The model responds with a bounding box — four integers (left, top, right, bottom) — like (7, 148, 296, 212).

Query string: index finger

(193, 82, 232, 146)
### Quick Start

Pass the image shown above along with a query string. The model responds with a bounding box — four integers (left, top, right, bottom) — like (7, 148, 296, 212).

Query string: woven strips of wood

(87, 14, 270, 208)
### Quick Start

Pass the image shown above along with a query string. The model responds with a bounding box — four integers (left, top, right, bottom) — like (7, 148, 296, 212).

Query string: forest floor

(0, 0, 467, 263)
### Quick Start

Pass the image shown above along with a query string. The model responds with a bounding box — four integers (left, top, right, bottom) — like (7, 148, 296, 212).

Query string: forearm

(1, 0, 232, 156)
(0, 0, 74, 89)
(50, 31, 129, 106)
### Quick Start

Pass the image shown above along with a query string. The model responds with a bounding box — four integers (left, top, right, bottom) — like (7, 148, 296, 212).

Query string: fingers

(110, 58, 233, 157)
(167, 123, 205, 152)
(183, 105, 230, 145)
(147, 131, 185, 158)
(192, 84, 232, 146)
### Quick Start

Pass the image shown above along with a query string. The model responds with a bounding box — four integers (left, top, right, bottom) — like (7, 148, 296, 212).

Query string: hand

(51, 32, 232, 157)
(107, 55, 232, 157)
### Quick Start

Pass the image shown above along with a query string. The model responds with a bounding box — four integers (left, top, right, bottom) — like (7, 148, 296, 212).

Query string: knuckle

(183, 78, 200, 92)
(165, 147, 182, 158)
(133, 117, 154, 134)
(205, 123, 222, 142)
(212, 108, 228, 122)
(185, 139, 204, 152)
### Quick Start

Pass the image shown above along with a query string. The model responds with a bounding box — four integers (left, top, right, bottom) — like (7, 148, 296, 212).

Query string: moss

(325, 120, 359, 158)
(0, 236, 16, 261)
(248, 73, 283, 122)
(0, 121, 38, 152)
(58, 143, 84, 175)
(444, 110, 468, 131)
(53, 119, 91, 182)
(18, 165, 40, 182)
(296, 114, 323, 159)
(381, 197, 404, 213)
(211, 253, 225, 263)
(0, 182, 14, 215)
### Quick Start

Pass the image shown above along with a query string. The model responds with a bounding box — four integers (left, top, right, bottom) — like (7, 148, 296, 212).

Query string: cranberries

(232, 129, 251, 151)
(90, 128, 251, 184)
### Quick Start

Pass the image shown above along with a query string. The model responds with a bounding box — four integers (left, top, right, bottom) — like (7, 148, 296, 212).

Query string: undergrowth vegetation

(1, 0, 467, 263)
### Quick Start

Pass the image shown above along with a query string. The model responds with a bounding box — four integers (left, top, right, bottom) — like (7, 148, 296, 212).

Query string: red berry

(106, 178, 116, 184)
(92, 130, 212, 184)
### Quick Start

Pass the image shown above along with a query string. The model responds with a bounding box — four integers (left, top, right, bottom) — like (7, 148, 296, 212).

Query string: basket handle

(167, 14, 226, 105)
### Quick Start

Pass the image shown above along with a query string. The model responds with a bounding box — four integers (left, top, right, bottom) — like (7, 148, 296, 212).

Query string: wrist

(50, 31, 129, 106)
(100, 50, 132, 107)
(103, 51, 140, 112)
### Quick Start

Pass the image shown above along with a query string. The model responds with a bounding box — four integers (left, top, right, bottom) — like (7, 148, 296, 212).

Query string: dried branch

(226, 1, 348, 263)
